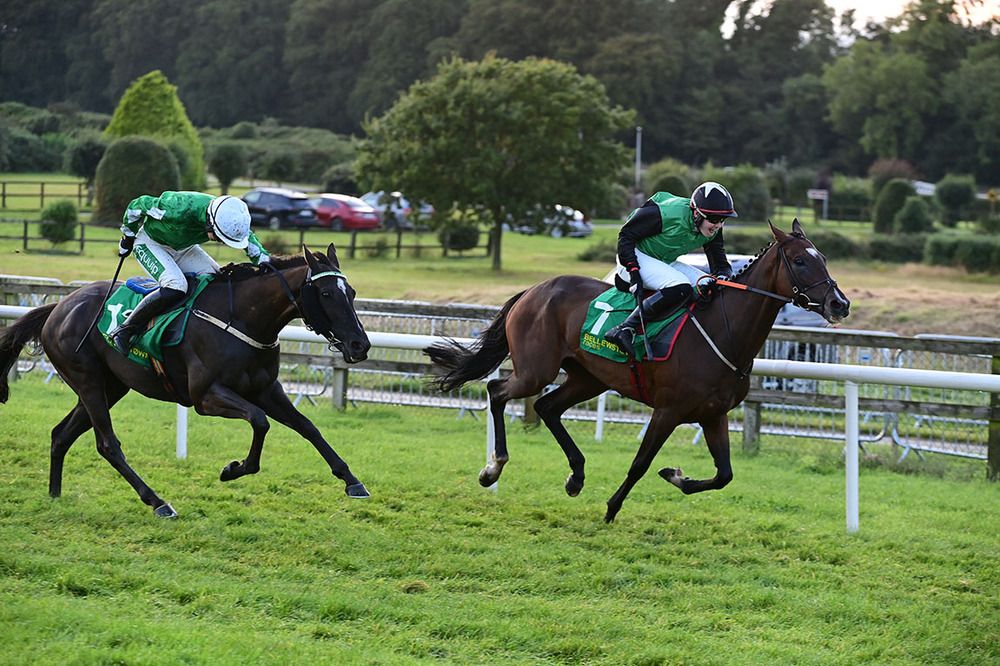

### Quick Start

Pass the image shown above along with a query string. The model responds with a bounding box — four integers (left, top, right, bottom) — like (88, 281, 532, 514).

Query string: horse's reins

(261, 262, 350, 352)
(689, 237, 836, 375)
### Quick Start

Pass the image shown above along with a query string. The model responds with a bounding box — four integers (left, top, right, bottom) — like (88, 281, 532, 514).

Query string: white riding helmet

(207, 195, 251, 249)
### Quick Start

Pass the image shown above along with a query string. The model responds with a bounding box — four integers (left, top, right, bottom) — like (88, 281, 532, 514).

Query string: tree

(944, 42, 1000, 184)
(92, 136, 181, 224)
(356, 55, 634, 270)
(207, 143, 248, 195)
(104, 70, 206, 189)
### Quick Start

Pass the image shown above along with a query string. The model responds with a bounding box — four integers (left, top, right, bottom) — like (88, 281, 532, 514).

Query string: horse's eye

(321, 290, 331, 298)
(793, 257, 805, 266)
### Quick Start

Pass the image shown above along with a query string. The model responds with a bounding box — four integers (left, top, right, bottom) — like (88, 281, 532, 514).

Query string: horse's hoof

(154, 503, 178, 519)
(658, 467, 686, 490)
(565, 474, 584, 497)
(603, 509, 617, 524)
(220, 461, 240, 482)
(345, 482, 370, 498)
(479, 467, 498, 487)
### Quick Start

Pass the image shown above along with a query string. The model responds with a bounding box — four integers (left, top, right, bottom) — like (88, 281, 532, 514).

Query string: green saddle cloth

(580, 287, 687, 362)
(98, 275, 214, 368)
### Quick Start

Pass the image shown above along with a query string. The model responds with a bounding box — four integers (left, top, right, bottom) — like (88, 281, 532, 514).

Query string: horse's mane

(217, 255, 309, 282)
(731, 241, 775, 282)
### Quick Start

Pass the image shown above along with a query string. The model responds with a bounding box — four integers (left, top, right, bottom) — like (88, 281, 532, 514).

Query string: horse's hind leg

(532, 367, 605, 497)
(50, 381, 129, 497)
(256, 381, 369, 498)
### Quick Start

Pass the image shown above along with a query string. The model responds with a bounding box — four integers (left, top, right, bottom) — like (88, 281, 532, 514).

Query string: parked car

(308, 193, 381, 231)
(507, 204, 593, 238)
(241, 187, 318, 230)
(359, 191, 434, 230)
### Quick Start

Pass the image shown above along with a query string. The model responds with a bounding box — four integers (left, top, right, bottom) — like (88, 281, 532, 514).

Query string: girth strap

(191, 309, 279, 349)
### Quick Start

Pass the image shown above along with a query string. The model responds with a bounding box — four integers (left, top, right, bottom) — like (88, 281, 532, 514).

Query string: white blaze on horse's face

(337, 278, 348, 297)
(806, 248, 823, 261)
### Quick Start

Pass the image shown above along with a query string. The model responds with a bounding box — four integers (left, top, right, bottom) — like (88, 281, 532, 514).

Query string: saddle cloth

(97, 274, 214, 367)
(580, 287, 691, 363)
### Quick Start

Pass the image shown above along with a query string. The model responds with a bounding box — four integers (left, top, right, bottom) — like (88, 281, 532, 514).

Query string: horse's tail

(0, 303, 57, 403)
(425, 290, 526, 392)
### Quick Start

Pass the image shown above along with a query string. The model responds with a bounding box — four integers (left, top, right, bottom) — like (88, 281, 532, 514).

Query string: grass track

(0, 374, 997, 664)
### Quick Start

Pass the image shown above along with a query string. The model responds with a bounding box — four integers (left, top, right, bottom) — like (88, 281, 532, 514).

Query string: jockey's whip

(75, 253, 127, 353)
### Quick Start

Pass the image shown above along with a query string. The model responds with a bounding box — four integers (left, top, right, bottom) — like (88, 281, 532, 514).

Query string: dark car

(242, 187, 318, 230)
(308, 194, 381, 231)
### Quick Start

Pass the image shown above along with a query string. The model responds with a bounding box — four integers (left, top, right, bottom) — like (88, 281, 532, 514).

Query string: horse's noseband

(267, 263, 351, 352)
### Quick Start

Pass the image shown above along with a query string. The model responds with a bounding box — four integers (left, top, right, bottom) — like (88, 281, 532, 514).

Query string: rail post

(39, 182, 45, 209)
(331, 366, 348, 410)
(22, 219, 28, 251)
(742, 375, 762, 454)
(989, 353, 999, 481)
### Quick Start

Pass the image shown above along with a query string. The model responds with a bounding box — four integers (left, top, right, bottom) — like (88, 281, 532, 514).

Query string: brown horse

(0, 243, 371, 518)
(426, 221, 850, 522)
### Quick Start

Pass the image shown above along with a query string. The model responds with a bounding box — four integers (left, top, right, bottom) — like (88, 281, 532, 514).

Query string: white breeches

(615, 249, 708, 290)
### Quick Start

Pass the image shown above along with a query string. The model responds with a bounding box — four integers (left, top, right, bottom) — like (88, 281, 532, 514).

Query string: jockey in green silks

(604, 181, 738, 358)
(109, 191, 271, 355)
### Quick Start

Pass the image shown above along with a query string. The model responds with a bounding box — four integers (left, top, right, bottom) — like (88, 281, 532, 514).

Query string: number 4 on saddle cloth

(580, 286, 692, 363)
(97, 275, 214, 368)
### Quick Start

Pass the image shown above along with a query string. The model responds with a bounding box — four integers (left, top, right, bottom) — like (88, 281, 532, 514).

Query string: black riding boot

(110, 287, 186, 355)
(604, 284, 694, 358)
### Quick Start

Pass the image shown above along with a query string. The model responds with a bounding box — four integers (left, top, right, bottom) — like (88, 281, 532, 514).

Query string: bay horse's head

(300, 243, 371, 363)
(768, 219, 850, 324)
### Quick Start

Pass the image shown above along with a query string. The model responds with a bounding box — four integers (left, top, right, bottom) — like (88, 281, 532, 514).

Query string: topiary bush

(321, 162, 358, 195)
(438, 224, 481, 251)
(872, 178, 915, 233)
(649, 174, 689, 198)
(879, 233, 927, 263)
(785, 167, 817, 206)
(92, 136, 181, 225)
(701, 163, 771, 221)
(829, 175, 872, 221)
(868, 158, 918, 200)
(642, 158, 691, 196)
(924, 233, 1000, 273)
(207, 142, 248, 195)
(39, 199, 78, 246)
(894, 196, 935, 234)
(577, 238, 617, 263)
(805, 230, 860, 260)
(934, 174, 976, 228)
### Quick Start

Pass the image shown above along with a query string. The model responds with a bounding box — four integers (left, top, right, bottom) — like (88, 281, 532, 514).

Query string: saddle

(98, 274, 214, 367)
(580, 286, 692, 362)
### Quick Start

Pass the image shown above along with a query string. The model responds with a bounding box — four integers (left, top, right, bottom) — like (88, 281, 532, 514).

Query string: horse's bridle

(266, 262, 353, 352)
(713, 236, 837, 312)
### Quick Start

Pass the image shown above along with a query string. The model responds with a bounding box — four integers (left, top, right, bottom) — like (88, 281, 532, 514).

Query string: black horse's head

(770, 219, 850, 324)
(300, 243, 371, 363)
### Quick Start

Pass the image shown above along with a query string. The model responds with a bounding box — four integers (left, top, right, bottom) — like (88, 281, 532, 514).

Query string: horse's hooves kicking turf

(154, 503, 178, 519)
(345, 483, 370, 498)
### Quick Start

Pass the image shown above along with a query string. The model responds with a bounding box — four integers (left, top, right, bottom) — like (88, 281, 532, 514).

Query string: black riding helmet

(690, 182, 738, 224)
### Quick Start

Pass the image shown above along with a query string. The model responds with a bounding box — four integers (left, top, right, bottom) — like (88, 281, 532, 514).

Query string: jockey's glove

(628, 268, 643, 295)
(118, 235, 135, 257)
(257, 254, 271, 265)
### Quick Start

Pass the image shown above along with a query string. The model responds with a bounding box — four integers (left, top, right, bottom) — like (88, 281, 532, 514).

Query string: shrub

(868, 158, 918, 199)
(878, 233, 927, 263)
(438, 224, 481, 251)
(229, 121, 257, 140)
(649, 174, 689, 198)
(577, 238, 617, 263)
(701, 163, 771, 221)
(873, 178, 915, 233)
(763, 160, 789, 200)
(785, 167, 817, 206)
(260, 233, 290, 255)
(894, 196, 935, 234)
(2, 127, 65, 171)
(322, 162, 358, 195)
(207, 143, 248, 195)
(830, 175, 872, 221)
(806, 230, 860, 260)
(260, 150, 297, 184)
(104, 70, 205, 189)
(643, 158, 691, 195)
(934, 174, 976, 227)
(923, 233, 1000, 273)
(723, 229, 774, 254)
(92, 136, 181, 225)
(39, 200, 78, 246)
(64, 134, 107, 195)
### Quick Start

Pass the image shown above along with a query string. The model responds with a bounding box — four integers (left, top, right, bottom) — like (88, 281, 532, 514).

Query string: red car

(308, 194, 381, 231)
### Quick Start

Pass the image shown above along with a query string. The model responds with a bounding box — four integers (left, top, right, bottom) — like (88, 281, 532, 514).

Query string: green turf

(0, 374, 996, 665)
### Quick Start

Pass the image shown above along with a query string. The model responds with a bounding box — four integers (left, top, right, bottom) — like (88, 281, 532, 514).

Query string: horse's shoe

(565, 473, 584, 497)
(658, 467, 686, 490)
(345, 483, 370, 498)
(153, 503, 178, 519)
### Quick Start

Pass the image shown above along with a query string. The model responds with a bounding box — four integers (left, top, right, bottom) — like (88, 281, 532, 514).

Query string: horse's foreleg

(256, 381, 368, 498)
(533, 370, 605, 497)
(660, 413, 733, 494)
(605, 408, 678, 523)
(195, 383, 269, 482)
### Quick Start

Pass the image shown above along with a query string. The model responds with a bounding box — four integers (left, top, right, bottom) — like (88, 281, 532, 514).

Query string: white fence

(2, 304, 999, 534)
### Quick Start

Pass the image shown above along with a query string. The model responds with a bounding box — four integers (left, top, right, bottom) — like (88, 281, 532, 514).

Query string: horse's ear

(326, 242, 341, 269)
(768, 219, 788, 242)
(303, 244, 321, 272)
(791, 218, 806, 237)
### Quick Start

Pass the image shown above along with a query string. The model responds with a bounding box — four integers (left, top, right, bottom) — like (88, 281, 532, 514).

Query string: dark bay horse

(426, 221, 850, 522)
(0, 243, 371, 518)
